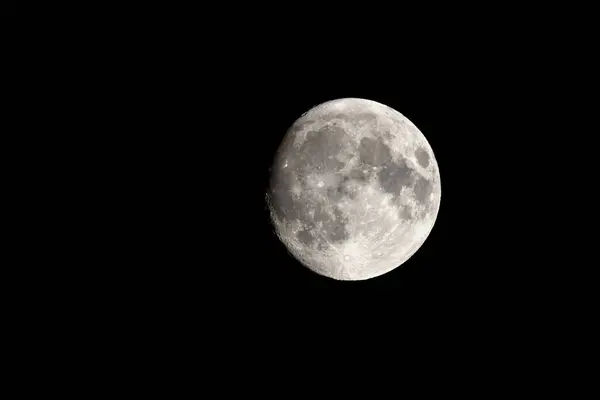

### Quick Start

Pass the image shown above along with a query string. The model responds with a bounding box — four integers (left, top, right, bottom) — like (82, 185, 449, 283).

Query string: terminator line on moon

(266, 98, 441, 280)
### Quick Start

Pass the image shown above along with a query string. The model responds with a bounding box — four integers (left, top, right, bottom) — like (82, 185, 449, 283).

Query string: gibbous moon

(266, 98, 441, 280)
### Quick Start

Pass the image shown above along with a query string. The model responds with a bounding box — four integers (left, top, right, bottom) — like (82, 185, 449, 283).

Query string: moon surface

(266, 98, 441, 280)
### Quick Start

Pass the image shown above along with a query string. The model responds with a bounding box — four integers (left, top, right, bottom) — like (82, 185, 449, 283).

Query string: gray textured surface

(266, 98, 441, 280)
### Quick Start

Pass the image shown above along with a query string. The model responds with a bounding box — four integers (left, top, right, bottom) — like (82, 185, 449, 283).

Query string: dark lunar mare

(358, 137, 392, 166)
(352, 134, 433, 210)
(401, 205, 413, 220)
(412, 176, 433, 204)
(298, 125, 347, 173)
(296, 223, 316, 246)
(323, 207, 350, 242)
(347, 168, 371, 182)
(269, 122, 352, 248)
(415, 147, 430, 168)
(377, 158, 414, 196)
(333, 176, 358, 199)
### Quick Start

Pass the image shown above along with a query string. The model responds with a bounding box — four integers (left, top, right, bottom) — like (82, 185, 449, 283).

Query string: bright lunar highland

(266, 98, 441, 280)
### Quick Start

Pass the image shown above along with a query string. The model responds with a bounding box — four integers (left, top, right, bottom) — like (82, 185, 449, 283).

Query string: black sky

(123, 54, 563, 319)
(4, 4, 594, 390)
(78, 11, 595, 345)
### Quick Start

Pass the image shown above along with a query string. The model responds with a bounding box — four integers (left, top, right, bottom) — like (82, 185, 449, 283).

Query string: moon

(266, 98, 441, 280)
